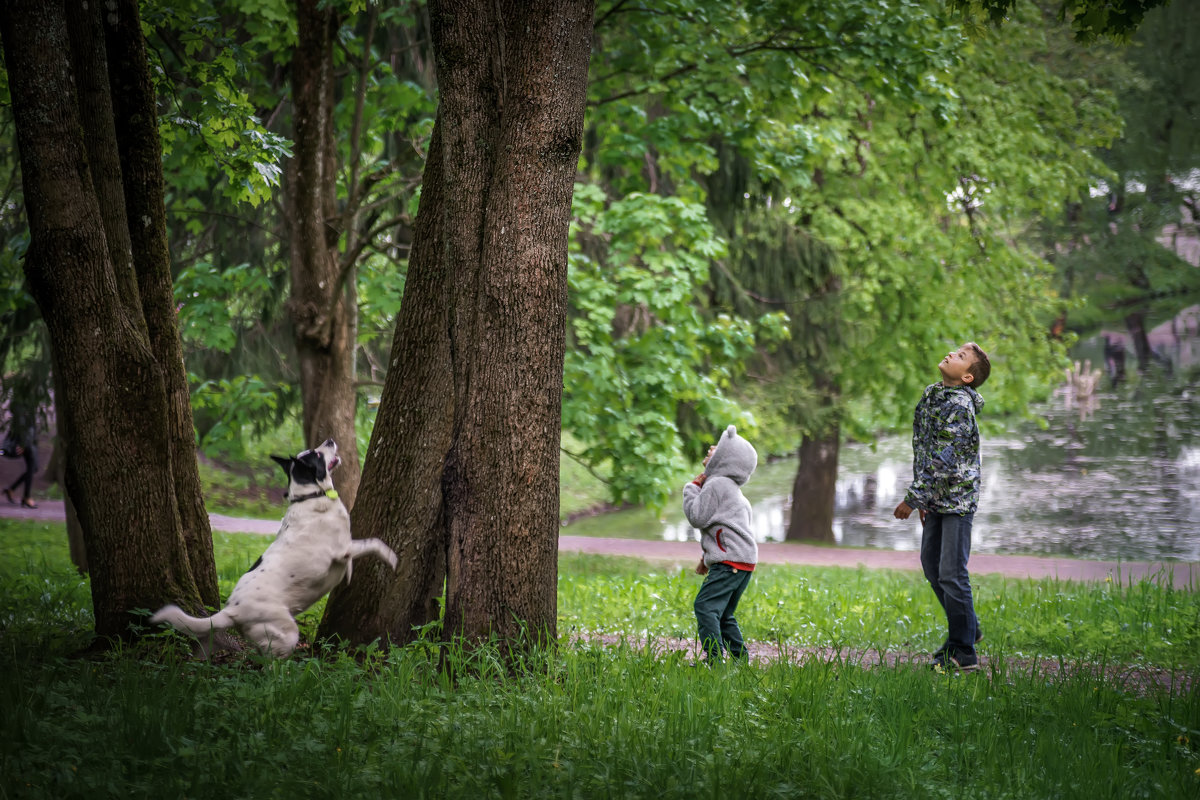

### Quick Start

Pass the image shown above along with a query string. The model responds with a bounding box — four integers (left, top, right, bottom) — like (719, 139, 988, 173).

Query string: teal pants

(693, 562, 753, 661)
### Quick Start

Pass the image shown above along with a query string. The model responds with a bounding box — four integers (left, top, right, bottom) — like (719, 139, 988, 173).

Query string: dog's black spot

(292, 450, 328, 486)
(246, 556, 263, 573)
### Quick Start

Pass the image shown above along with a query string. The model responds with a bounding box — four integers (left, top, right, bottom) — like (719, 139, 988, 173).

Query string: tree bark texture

(0, 1, 203, 638)
(62, 1, 143, 329)
(787, 424, 840, 543)
(433, 0, 594, 646)
(321, 0, 594, 650)
(287, 0, 363, 509)
(104, 0, 219, 605)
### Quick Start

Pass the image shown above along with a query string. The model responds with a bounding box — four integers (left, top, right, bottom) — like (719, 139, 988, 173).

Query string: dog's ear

(270, 455, 292, 475)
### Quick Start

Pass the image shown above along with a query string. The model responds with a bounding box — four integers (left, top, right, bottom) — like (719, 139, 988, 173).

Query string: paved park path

(5, 498, 1197, 589)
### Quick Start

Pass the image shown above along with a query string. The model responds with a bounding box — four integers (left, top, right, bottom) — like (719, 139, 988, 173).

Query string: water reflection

(659, 328, 1200, 561)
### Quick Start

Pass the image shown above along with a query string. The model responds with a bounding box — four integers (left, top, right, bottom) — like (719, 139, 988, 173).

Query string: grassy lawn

(2, 520, 1198, 799)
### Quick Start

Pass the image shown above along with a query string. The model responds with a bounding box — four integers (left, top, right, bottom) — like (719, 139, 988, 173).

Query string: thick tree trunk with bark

(104, 0, 218, 605)
(321, 0, 594, 651)
(787, 424, 840, 543)
(0, 1, 204, 638)
(435, 0, 592, 646)
(287, 0, 363, 509)
(62, 2, 143, 328)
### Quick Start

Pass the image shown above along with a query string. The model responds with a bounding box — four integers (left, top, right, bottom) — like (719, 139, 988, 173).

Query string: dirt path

(4, 498, 1198, 589)
(572, 633, 1192, 695)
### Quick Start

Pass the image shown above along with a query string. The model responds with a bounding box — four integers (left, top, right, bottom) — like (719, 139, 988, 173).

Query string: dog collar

(290, 488, 339, 503)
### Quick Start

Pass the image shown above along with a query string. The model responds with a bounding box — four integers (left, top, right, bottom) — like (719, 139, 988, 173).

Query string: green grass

(2, 520, 1198, 799)
(558, 553, 1200, 669)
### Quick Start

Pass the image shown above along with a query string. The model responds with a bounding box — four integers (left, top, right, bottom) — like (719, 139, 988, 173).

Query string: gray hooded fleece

(682, 425, 758, 567)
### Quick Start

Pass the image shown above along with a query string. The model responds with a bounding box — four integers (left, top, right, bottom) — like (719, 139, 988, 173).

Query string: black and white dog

(150, 439, 397, 657)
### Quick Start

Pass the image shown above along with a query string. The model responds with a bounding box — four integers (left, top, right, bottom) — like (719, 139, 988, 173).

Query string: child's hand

(695, 559, 708, 575)
(693, 473, 707, 486)
(893, 501, 913, 520)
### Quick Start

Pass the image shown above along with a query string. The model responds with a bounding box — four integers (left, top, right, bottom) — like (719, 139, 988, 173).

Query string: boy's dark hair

(965, 342, 991, 388)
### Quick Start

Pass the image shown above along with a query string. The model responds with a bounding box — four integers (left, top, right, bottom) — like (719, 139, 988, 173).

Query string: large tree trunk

(434, 0, 593, 648)
(0, 1, 204, 639)
(287, 0, 363, 509)
(104, 0, 218, 606)
(321, 0, 594, 652)
(787, 423, 840, 543)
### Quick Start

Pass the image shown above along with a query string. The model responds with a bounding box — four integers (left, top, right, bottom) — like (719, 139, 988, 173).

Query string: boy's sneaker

(931, 625, 984, 660)
(932, 651, 980, 673)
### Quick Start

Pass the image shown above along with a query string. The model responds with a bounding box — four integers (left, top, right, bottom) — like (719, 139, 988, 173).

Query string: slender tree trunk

(319, 119, 454, 646)
(321, 0, 594, 652)
(287, 0, 362, 509)
(0, 1, 203, 639)
(787, 423, 840, 542)
(104, 0, 218, 605)
(1125, 309, 1153, 372)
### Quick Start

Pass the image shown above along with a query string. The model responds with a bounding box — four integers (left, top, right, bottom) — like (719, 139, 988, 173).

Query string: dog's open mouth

(328, 455, 340, 471)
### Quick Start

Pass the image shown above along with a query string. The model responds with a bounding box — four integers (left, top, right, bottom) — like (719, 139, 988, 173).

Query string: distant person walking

(3, 404, 39, 509)
(893, 342, 991, 672)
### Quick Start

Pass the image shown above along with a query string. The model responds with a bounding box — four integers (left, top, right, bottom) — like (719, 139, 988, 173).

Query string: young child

(894, 342, 991, 671)
(683, 424, 758, 663)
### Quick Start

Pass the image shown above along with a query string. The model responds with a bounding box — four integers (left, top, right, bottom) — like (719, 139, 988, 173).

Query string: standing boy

(894, 342, 991, 671)
(683, 424, 758, 663)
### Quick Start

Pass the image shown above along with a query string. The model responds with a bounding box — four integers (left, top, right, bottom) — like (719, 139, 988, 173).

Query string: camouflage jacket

(903, 383, 984, 515)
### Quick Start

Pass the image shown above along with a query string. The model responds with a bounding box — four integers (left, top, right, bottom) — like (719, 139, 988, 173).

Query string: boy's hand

(692, 473, 707, 486)
(695, 559, 708, 575)
(893, 501, 928, 524)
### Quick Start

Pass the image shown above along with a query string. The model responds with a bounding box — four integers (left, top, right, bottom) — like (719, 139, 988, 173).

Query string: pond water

(567, 315, 1200, 562)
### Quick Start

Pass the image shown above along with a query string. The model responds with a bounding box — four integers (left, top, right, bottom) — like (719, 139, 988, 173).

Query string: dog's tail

(150, 604, 235, 638)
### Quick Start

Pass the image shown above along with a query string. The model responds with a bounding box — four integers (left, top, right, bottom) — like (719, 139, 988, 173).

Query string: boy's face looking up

(938, 344, 977, 387)
(703, 444, 717, 467)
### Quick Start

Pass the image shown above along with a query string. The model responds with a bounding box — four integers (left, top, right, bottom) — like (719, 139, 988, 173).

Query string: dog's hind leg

(245, 618, 300, 658)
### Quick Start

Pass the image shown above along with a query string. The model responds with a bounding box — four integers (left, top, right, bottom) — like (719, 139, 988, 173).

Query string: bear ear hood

(705, 425, 757, 486)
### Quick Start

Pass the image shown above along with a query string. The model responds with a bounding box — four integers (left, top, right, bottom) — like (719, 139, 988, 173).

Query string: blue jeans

(694, 562, 753, 661)
(920, 512, 979, 660)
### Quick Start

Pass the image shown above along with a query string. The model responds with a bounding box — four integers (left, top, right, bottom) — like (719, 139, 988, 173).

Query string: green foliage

(146, 1, 293, 207)
(1042, 1, 1200, 334)
(564, 186, 784, 508)
(577, 0, 1111, 489)
(949, 0, 1169, 42)
(189, 378, 297, 463)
